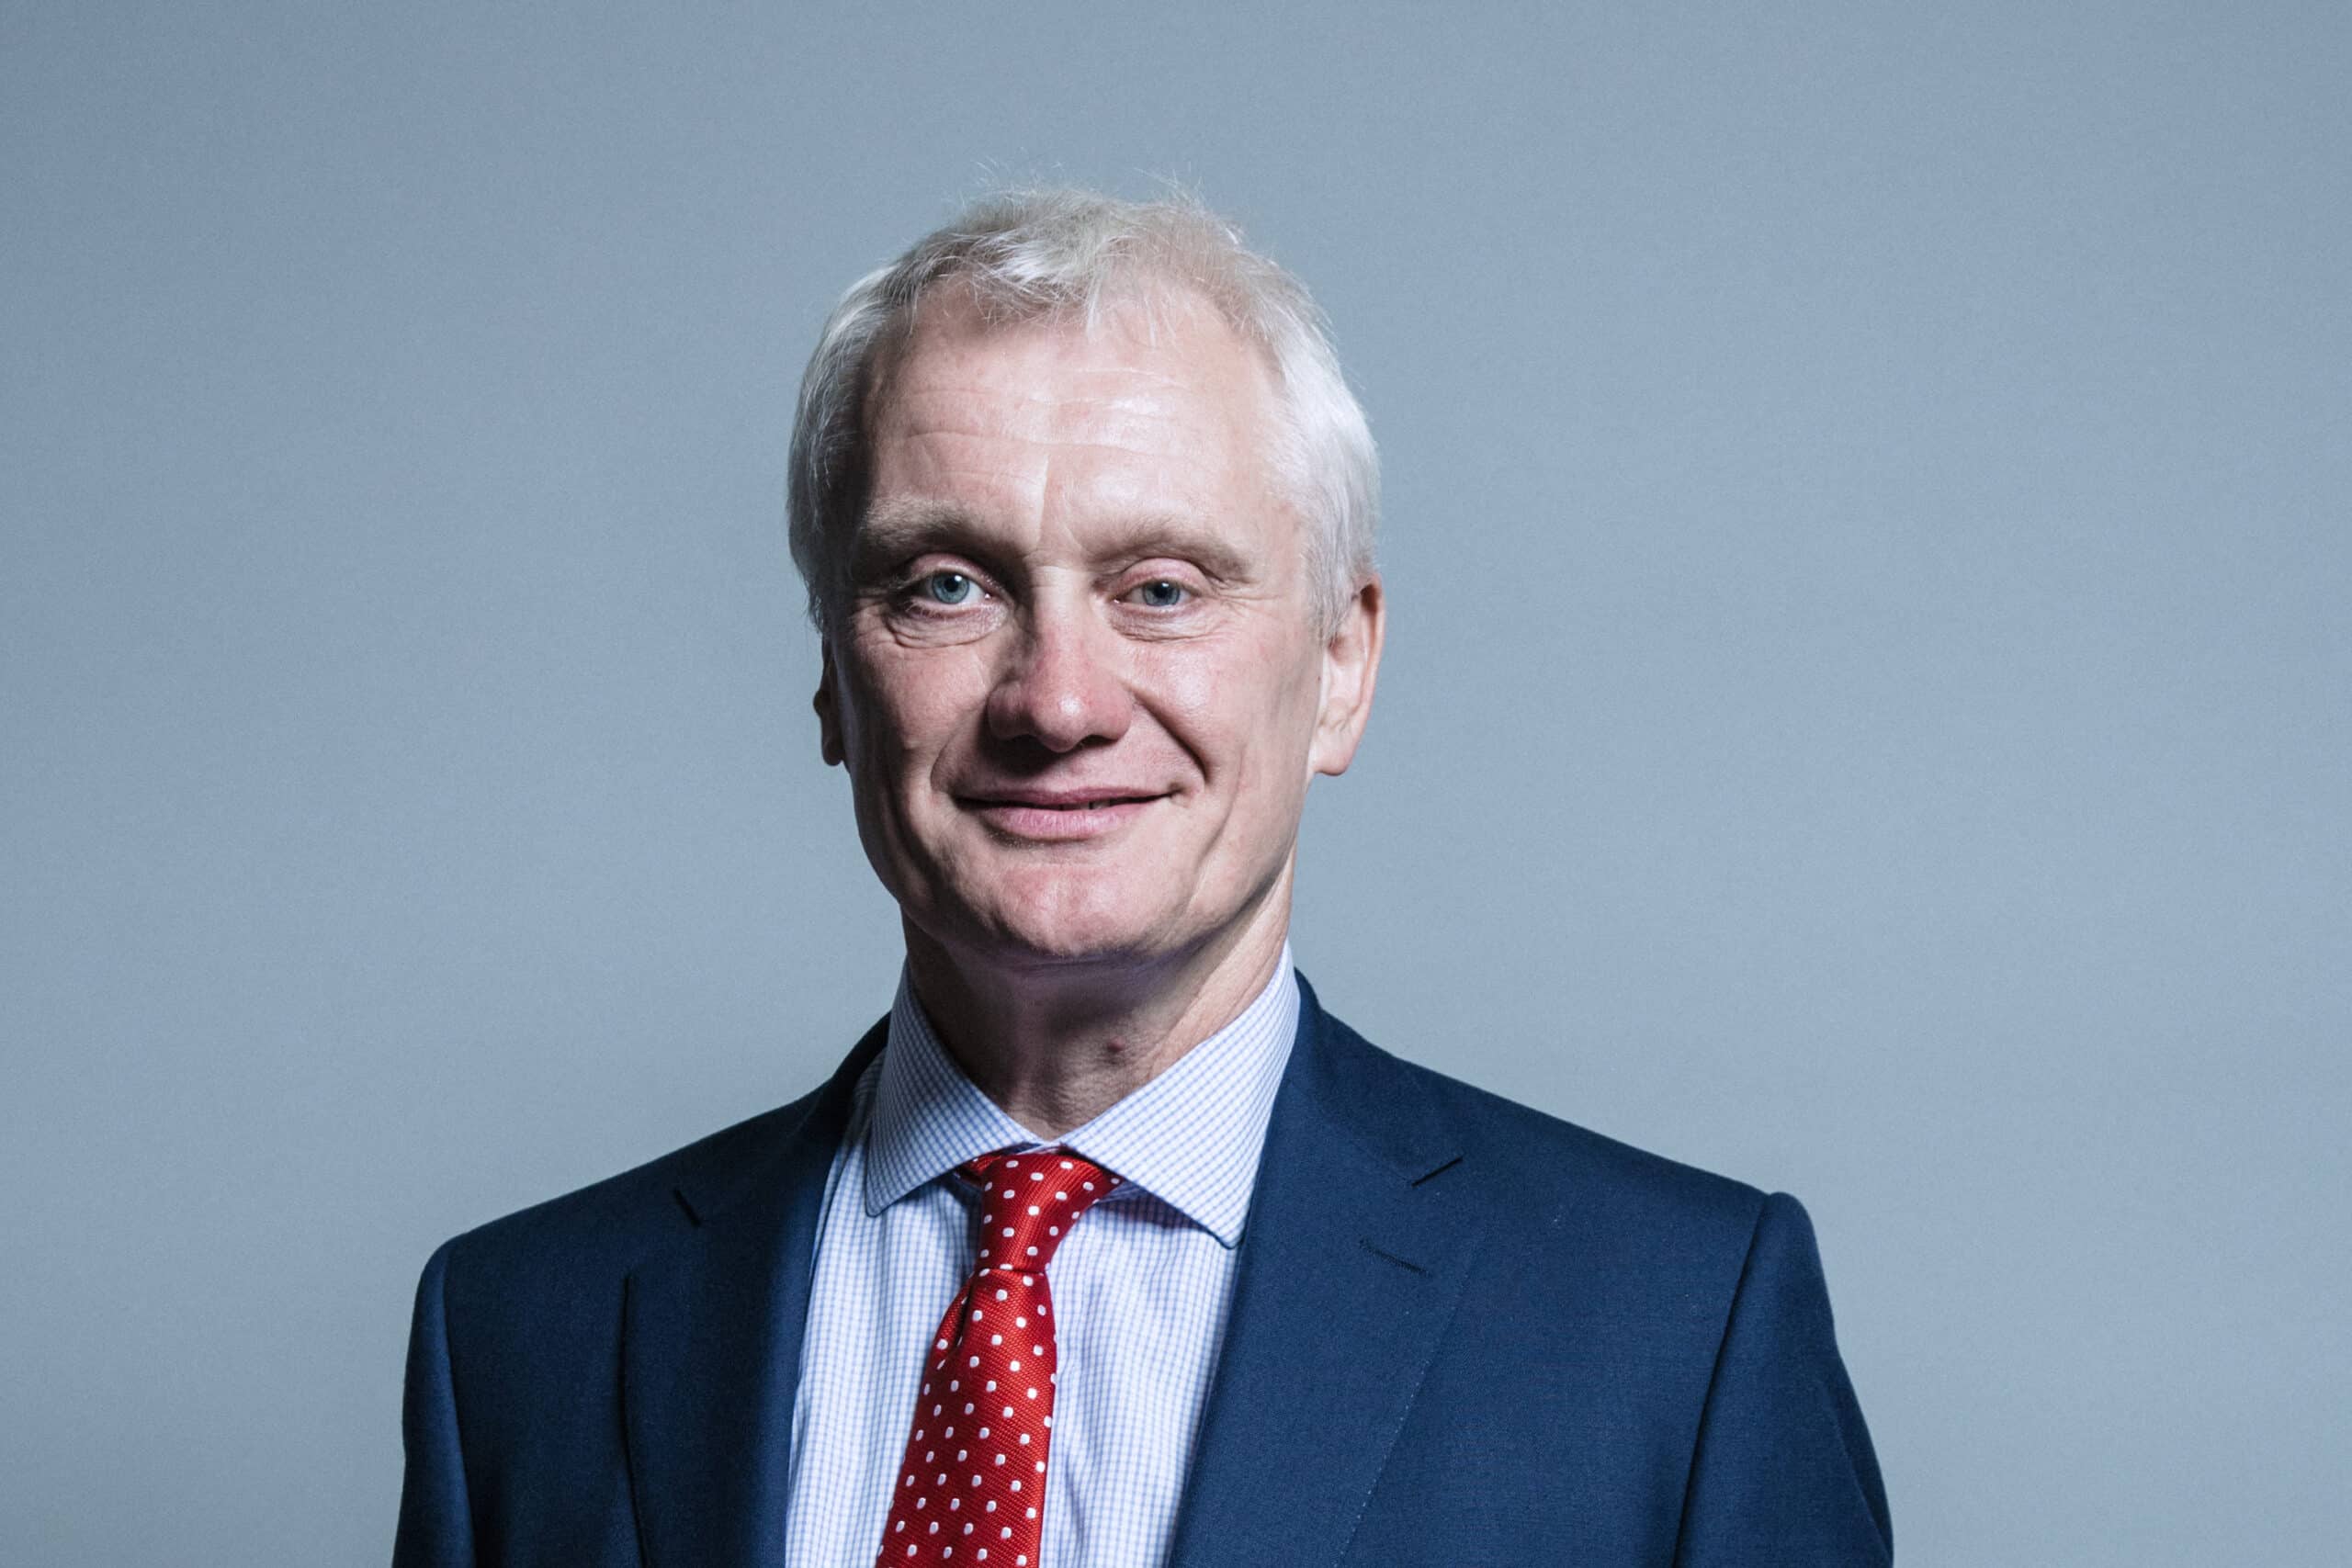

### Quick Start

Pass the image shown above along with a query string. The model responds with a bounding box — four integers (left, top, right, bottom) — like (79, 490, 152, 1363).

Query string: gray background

(4, 2, 2345, 1563)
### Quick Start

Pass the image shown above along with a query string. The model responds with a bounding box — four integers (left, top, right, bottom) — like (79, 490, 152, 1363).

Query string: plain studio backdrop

(3, 4, 2345, 1563)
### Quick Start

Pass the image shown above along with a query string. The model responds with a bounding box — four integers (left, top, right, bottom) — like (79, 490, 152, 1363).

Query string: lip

(956, 788, 1170, 841)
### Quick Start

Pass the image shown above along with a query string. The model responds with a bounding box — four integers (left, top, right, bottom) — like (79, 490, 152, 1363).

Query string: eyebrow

(851, 501, 977, 573)
(853, 499, 1258, 581)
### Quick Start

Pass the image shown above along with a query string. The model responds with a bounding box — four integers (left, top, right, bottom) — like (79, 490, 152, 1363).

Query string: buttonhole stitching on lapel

(1357, 1238, 1429, 1274)
(1408, 1155, 1463, 1187)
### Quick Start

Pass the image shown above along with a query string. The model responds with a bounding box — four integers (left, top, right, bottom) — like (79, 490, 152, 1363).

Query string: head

(788, 188, 1384, 978)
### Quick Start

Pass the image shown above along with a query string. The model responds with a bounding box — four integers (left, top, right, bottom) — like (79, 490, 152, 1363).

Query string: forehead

(863, 287, 1290, 508)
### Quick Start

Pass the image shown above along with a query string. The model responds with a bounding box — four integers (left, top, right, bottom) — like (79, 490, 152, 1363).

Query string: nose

(984, 592, 1134, 753)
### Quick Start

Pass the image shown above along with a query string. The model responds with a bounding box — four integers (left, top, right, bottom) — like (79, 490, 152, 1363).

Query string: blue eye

(1133, 579, 1186, 608)
(922, 571, 978, 605)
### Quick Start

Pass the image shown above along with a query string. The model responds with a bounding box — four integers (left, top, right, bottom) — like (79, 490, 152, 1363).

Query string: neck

(902, 877, 1295, 1139)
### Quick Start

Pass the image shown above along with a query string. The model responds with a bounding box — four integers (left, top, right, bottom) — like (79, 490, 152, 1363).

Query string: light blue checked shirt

(780, 946, 1300, 1568)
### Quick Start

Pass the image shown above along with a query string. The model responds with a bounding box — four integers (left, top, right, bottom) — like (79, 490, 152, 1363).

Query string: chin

(958, 870, 1177, 968)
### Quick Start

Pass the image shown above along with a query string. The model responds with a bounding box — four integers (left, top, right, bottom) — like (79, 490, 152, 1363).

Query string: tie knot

(959, 1148, 1122, 1272)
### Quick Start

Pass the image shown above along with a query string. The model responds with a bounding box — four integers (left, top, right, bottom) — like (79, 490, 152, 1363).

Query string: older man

(393, 190, 1891, 1568)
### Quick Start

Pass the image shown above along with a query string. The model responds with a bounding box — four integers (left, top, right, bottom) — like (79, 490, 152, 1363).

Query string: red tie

(874, 1148, 1123, 1567)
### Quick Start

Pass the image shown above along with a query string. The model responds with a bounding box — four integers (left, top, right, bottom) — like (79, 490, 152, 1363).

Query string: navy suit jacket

(394, 976, 1891, 1566)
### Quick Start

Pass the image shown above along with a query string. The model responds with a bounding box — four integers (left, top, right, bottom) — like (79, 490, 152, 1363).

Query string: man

(393, 189, 1891, 1568)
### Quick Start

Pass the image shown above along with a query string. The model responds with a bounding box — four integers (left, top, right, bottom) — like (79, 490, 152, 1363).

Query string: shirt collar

(862, 942, 1299, 1248)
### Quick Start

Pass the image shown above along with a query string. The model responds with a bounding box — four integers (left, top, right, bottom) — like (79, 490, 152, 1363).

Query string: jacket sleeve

(392, 1239, 477, 1568)
(1673, 1191, 1893, 1567)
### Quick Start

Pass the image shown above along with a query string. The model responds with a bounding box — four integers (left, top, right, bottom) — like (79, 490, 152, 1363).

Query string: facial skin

(812, 286, 1383, 1132)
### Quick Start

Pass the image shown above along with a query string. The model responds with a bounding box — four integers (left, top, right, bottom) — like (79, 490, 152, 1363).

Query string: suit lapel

(622, 1022, 884, 1568)
(1167, 980, 1484, 1568)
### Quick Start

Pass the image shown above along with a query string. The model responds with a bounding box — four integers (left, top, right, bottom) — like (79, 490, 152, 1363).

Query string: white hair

(786, 187, 1379, 636)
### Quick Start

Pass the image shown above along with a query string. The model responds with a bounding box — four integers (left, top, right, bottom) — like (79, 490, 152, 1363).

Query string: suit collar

(1167, 974, 1483, 1568)
(620, 1018, 882, 1568)
(1282, 973, 1464, 1185)
(617, 972, 1477, 1568)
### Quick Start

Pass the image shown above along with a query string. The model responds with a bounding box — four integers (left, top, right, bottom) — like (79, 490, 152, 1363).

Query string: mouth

(956, 790, 1170, 840)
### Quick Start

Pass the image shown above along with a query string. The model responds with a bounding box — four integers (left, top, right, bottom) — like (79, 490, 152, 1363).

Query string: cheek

(844, 643, 994, 779)
(1145, 629, 1322, 782)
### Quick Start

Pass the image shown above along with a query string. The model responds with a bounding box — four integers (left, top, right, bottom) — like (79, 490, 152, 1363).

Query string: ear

(813, 640, 846, 767)
(1309, 574, 1385, 778)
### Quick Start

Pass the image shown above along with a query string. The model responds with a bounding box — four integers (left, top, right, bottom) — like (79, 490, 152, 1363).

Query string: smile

(956, 792, 1169, 841)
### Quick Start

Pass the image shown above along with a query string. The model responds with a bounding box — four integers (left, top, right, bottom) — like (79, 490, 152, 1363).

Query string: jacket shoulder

(431, 1077, 834, 1300)
(1317, 1007, 1771, 1251)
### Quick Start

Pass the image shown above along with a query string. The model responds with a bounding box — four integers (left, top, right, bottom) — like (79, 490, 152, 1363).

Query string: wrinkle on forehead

(877, 400, 1243, 473)
(864, 290, 1288, 525)
(865, 284, 1283, 447)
